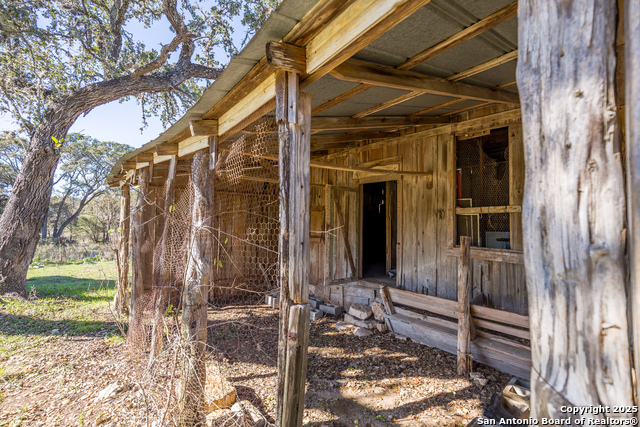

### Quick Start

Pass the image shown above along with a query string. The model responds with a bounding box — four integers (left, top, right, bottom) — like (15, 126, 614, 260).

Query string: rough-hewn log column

(517, 0, 634, 418)
(149, 165, 176, 361)
(626, 0, 640, 404)
(178, 151, 214, 426)
(112, 183, 131, 315)
(456, 236, 472, 377)
(130, 167, 153, 323)
(275, 69, 312, 427)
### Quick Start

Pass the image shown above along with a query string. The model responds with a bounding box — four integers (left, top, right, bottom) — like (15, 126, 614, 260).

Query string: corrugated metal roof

(108, 0, 519, 182)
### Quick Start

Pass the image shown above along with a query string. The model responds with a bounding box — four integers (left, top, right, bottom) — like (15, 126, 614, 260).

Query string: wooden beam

(310, 159, 432, 180)
(626, 0, 640, 405)
(136, 153, 154, 162)
(311, 130, 401, 144)
(282, 0, 355, 46)
(189, 119, 218, 136)
(331, 59, 520, 104)
(440, 101, 493, 117)
(455, 205, 521, 215)
(167, 155, 177, 180)
(407, 99, 466, 117)
(155, 143, 178, 156)
(352, 91, 424, 118)
(312, 84, 373, 116)
(311, 115, 447, 130)
(397, 2, 518, 71)
(448, 50, 518, 82)
(447, 247, 524, 264)
(178, 136, 209, 157)
(266, 41, 306, 74)
(304, 0, 432, 79)
(153, 153, 173, 164)
(311, 141, 358, 151)
(218, 72, 277, 138)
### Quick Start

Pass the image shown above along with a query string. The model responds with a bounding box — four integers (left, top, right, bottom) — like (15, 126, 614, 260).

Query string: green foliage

(0, 0, 280, 134)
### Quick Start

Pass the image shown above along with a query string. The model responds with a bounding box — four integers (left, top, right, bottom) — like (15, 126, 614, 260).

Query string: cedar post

(149, 157, 176, 361)
(113, 183, 131, 315)
(626, 0, 640, 404)
(517, 0, 634, 419)
(457, 236, 472, 376)
(130, 167, 152, 323)
(178, 151, 214, 426)
(275, 69, 312, 427)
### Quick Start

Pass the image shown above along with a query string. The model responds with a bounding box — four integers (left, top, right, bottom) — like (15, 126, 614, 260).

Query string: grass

(0, 261, 123, 360)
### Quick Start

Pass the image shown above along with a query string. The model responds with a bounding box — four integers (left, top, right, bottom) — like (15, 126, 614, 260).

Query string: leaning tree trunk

(0, 115, 73, 296)
(178, 151, 213, 426)
(517, 0, 634, 419)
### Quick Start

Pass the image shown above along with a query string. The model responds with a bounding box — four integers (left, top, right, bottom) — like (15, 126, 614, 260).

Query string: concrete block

(319, 303, 342, 316)
(371, 302, 386, 321)
(310, 308, 323, 321)
(348, 303, 373, 320)
(309, 297, 322, 309)
(266, 294, 279, 309)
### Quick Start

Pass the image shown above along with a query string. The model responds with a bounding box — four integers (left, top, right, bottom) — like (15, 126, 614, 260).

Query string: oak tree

(0, 0, 277, 295)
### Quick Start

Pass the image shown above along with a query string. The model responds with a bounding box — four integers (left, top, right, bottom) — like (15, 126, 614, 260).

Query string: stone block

(371, 302, 386, 321)
(343, 313, 376, 330)
(348, 303, 373, 320)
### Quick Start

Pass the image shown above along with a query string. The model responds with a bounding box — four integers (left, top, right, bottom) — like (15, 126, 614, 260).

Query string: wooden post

(112, 183, 130, 315)
(626, 0, 640, 405)
(275, 69, 312, 427)
(149, 169, 176, 361)
(517, 0, 634, 419)
(178, 150, 214, 426)
(130, 167, 151, 322)
(457, 236, 472, 376)
(380, 285, 395, 315)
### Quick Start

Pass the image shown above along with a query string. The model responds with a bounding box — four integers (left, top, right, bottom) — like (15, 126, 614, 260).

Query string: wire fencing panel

(122, 117, 281, 426)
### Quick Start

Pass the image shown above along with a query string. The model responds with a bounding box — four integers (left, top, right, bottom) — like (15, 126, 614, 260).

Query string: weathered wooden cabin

(107, 0, 639, 424)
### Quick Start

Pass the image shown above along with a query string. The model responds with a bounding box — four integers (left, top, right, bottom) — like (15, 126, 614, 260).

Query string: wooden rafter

(311, 84, 373, 116)
(440, 101, 493, 117)
(311, 115, 447, 130)
(352, 91, 423, 118)
(332, 59, 520, 104)
(448, 50, 518, 82)
(407, 99, 466, 117)
(397, 2, 518, 71)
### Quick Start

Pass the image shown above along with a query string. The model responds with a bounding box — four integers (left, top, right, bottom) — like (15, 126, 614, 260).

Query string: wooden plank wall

(312, 116, 528, 315)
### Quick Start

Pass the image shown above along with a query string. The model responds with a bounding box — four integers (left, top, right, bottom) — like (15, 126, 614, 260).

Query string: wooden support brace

(380, 285, 396, 315)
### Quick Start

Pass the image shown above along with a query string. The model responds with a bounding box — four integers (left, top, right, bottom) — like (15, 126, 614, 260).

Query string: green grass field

(0, 260, 124, 361)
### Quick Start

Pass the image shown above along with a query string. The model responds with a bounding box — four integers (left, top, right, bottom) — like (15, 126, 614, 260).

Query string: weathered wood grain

(517, 0, 634, 418)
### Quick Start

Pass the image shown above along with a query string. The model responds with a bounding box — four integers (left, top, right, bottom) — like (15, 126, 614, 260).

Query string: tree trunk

(178, 151, 213, 426)
(112, 184, 131, 316)
(517, 0, 634, 418)
(0, 63, 222, 297)
(0, 120, 70, 296)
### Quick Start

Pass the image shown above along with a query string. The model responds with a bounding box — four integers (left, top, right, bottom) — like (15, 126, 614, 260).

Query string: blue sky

(0, 10, 248, 150)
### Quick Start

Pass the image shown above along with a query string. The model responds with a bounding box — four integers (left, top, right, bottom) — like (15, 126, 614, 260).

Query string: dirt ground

(1, 294, 511, 427)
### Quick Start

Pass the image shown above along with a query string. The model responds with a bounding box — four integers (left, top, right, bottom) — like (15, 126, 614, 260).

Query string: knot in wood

(288, 331, 297, 340)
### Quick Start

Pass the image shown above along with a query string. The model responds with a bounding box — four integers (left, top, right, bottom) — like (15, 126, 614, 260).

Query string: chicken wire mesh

(456, 128, 511, 249)
(122, 116, 281, 426)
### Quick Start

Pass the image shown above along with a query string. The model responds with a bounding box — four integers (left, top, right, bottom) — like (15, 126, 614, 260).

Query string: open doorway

(361, 181, 397, 284)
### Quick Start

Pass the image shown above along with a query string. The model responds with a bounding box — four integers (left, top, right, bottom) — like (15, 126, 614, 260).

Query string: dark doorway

(361, 181, 397, 284)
